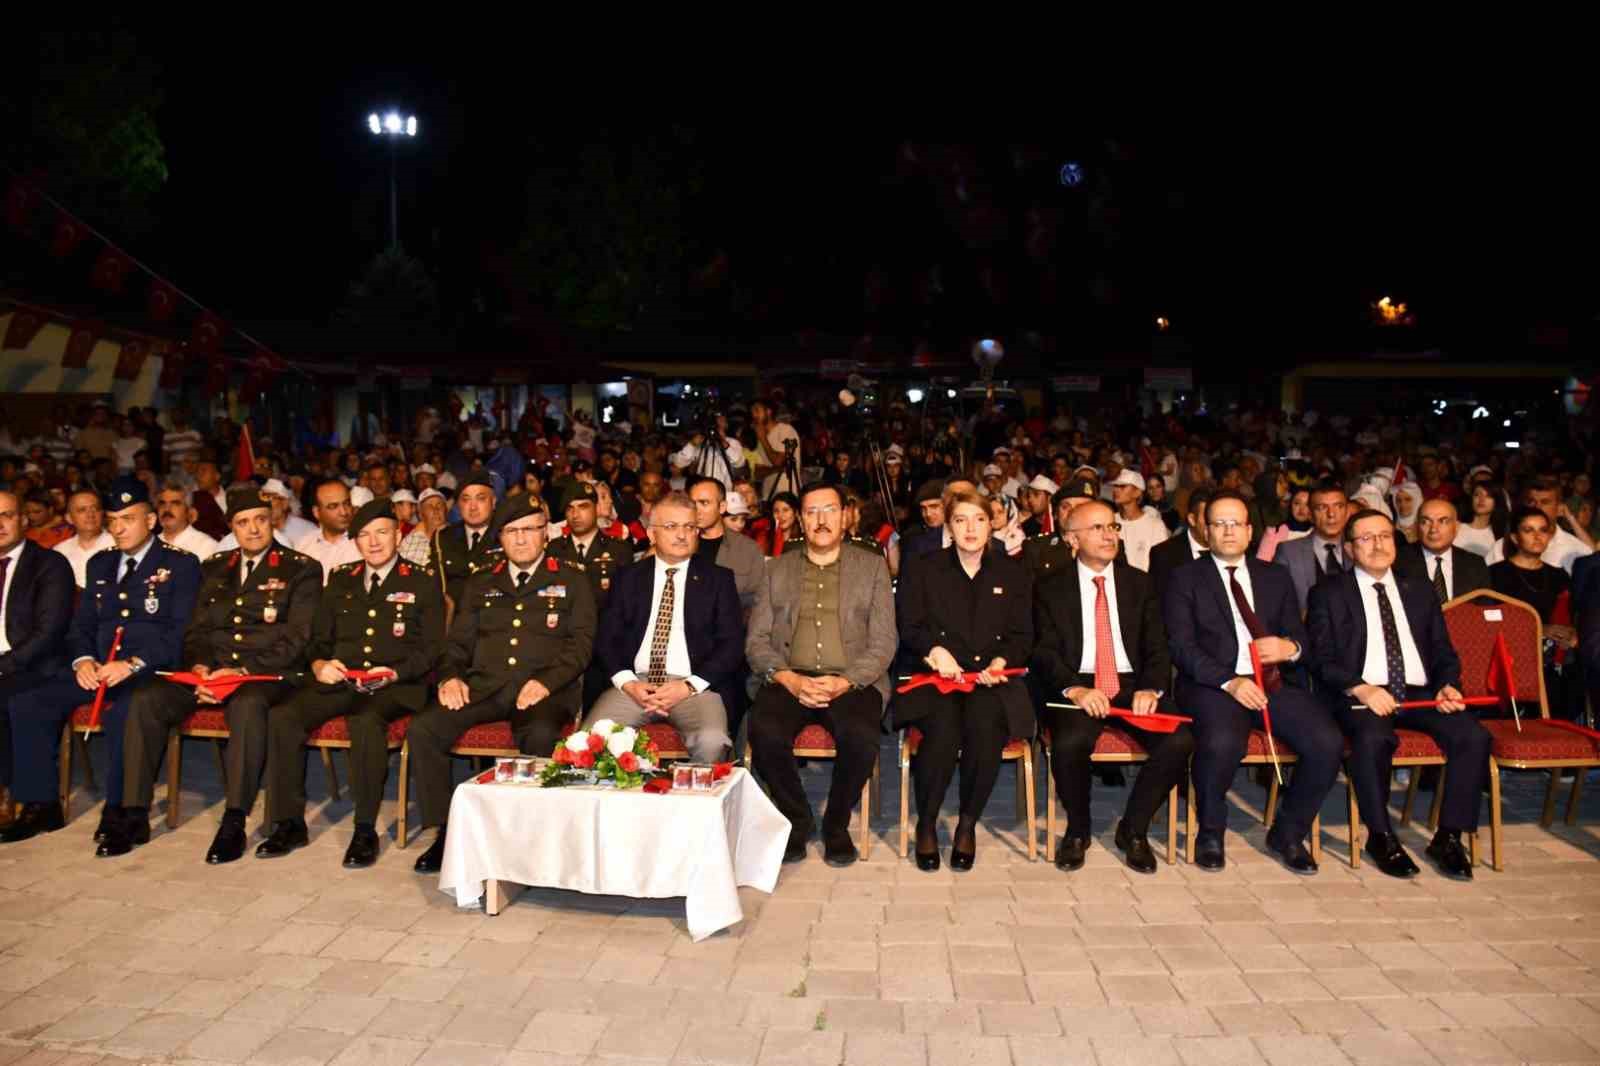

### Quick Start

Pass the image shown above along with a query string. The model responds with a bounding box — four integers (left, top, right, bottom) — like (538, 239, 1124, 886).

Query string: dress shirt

(568, 530, 598, 557)
(239, 550, 269, 588)
(0, 540, 24, 655)
(1485, 525, 1591, 574)
(1312, 535, 1346, 576)
(1075, 560, 1132, 674)
(365, 556, 399, 589)
(1210, 555, 1301, 679)
(161, 524, 219, 559)
(294, 529, 361, 585)
(54, 531, 115, 589)
(1421, 547, 1454, 599)
(1354, 568, 1428, 688)
(615, 556, 707, 693)
(1185, 531, 1207, 560)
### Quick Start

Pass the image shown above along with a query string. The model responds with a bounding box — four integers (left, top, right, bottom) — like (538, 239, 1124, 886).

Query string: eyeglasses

(1068, 522, 1122, 537)
(501, 525, 547, 540)
(652, 521, 699, 534)
(1207, 519, 1249, 532)
(1350, 532, 1395, 547)
(802, 504, 840, 519)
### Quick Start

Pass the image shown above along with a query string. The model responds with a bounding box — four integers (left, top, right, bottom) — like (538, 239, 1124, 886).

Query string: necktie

(1322, 543, 1343, 583)
(575, 539, 587, 561)
(243, 558, 256, 589)
(1432, 555, 1448, 604)
(1226, 565, 1281, 693)
(369, 572, 381, 598)
(516, 571, 530, 590)
(1374, 582, 1408, 703)
(646, 567, 678, 684)
(1091, 576, 1120, 699)
(120, 556, 137, 587)
(468, 531, 480, 553)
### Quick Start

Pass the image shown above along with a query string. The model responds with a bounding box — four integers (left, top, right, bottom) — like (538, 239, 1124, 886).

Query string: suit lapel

(1061, 562, 1085, 663)
(1112, 564, 1139, 657)
(1343, 573, 1369, 654)
(1206, 559, 1236, 656)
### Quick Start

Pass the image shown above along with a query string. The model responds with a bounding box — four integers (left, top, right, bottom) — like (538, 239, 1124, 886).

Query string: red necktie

(1226, 565, 1282, 694)
(1091, 576, 1119, 699)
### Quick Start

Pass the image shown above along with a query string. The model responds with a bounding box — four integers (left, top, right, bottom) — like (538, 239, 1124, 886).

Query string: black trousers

(266, 682, 427, 826)
(1050, 673, 1193, 838)
(748, 682, 881, 836)
(1335, 685, 1491, 835)
(124, 678, 298, 812)
(1187, 683, 1343, 845)
(908, 687, 1010, 826)
(0, 673, 49, 790)
(408, 681, 574, 828)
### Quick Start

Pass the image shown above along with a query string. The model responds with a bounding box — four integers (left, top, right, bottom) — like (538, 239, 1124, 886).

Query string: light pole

(367, 111, 417, 248)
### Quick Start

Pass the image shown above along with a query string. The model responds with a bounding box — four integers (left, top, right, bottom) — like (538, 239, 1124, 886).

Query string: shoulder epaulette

(207, 550, 231, 562)
(160, 541, 194, 556)
(334, 560, 362, 575)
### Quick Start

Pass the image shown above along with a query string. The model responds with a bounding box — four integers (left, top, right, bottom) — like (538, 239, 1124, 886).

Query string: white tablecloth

(437, 769, 790, 940)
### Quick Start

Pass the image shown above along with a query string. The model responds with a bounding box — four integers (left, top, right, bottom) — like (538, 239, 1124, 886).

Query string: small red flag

(62, 320, 103, 369)
(2, 309, 46, 351)
(1486, 631, 1517, 703)
(236, 424, 256, 482)
(50, 213, 88, 260)
(90, 246, 132, 293)
(3, 179, 35, 232)
(114, 339, 150, 381)
(191, 310, 225, 357)
(148, 279, 180, 322)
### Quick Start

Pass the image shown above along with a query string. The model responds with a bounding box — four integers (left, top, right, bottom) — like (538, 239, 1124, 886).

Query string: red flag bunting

(113, 339, 149, 381)
(148, 279, 180, 322)
(50, 213, 88, 260)
(191, 311, 225, 357)
(62, 320, 103, 369)
(2, 309, 46, 351)
(157, 347, 185, 389)
(236, 424, 256, 481)
(4, 179, 35, 232)
(89, 246, 132, 293)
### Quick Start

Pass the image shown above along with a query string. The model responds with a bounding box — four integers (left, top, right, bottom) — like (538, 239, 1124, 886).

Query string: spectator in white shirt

(52, 490, 114, 588)
(1484, 476, 1593, 574)
(155, 484, 219, 559)
(162, 408, 204, 471)
(292, 478, 360, 584)
(1106, 469, 1168, 572)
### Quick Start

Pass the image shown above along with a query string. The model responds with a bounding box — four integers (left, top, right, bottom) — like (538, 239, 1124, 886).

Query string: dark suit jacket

(896, 546, 1035, 738)
(1162, 555, 1309, 699)
(1147, 530, 1205, 600)
(1393, 543, 1490, 602)
(71, 539, 202, 672)
(593, 554, 744, 712)
(190, 489, 228, 541)
(1572, 552, 1600, 617)
(1032, 559, 1171, 697)
(0, 540, 75, 678)
(1305, 570, 1462, 694)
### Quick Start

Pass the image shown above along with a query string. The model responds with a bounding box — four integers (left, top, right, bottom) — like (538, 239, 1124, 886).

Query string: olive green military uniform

(547, 532, 632, 611)
(845, 534, 885, 557)
(265, 556, 445, 826)
(428, 522, 500, 607)
(124, 545, 323, 814)
(1022, 532, 1074, 584)
(408, 553, 597, 828)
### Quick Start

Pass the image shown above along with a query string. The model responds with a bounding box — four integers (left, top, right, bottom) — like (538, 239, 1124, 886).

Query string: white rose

(606, 727, 638, 757)
(563, 732, 591, 754)
(589, 718, 617, 737)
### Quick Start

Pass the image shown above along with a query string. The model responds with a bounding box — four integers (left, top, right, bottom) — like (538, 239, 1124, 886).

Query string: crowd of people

(0, 388, 1595, 881)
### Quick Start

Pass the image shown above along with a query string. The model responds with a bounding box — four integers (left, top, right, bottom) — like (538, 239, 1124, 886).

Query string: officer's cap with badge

(460, 470, 497, 495)
(564, 482, 598, 510)
(1052, 479, 1099, 508)
(491, 492, 547, 539)
(101, 475, 151, 516)
(225, 487, 273, 522)
(350, 496, 398, 539)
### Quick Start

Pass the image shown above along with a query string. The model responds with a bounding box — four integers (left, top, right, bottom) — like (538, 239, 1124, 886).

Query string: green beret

(226, 487, 273, 522)
(461, 470, 497, 494)
(350, 496, 398, 538)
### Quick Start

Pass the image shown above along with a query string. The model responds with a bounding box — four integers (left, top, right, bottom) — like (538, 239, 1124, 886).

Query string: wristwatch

(127, 657, 147, 674)
(762, 668, 779, 687)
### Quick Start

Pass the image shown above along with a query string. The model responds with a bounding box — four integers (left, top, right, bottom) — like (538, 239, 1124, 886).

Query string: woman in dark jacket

(895, 489, 1034, 872)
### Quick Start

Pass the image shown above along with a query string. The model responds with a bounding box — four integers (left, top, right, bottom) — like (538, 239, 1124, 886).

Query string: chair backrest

(1442, 588, 1547, 717)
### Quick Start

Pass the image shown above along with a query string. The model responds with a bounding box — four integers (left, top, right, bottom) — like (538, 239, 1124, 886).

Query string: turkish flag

(236, 424, 256, 481)
(191, 311, 225, 357)
(1486, 631, 1517, 704)
(62, 320, 103, 368)
(3, 179, 34, 232)
(114, 339, 149, 381)
(148, 279, 180, 322)
(50, 213, 88, 260)
(157, 346, 185, 389)
(3, 309, 46, 351)
(90, 246, 133, 293)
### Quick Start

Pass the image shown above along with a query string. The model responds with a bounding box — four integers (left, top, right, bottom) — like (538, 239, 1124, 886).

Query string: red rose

(576, 750, 595, 769)
(643, 777, 672, 794)
(712, 761, 733, 781)
(587, 733, 606, 754)
(554, 747, 573, 766)
(617, 751, 639, 772)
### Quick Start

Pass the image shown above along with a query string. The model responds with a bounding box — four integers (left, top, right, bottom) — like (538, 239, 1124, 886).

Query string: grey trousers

(582, 682, 730, 764)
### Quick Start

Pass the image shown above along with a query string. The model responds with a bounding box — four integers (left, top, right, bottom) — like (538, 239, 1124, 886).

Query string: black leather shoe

(914, 820, 940, 871)
(96, 811, 149, 858)
(1055, 835, 1089, 871)
(1426, 830, 1474, 880)
(1365, 832, 1420, 879)
(783, 835, 809, 863)
(1194, 831, 1226, 871)
(343, 826, 380, 868)
(93, 805, 121, 843)
(206, 817, 247, 865)
(1114, 820, 1157, 875)
(254, 819, 309, 858)
(0, 803, 65, 843)
(1266, 831, 1318, 875)
(413, 826, 448, 874)
(822, 827, 858, 867)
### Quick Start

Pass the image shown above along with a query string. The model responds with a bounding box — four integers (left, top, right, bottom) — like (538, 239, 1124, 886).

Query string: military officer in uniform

(1, 478, 201, 844)
(256, 497, 445, 867)
(1022, 480, 1101, 584)
(106, 488, 323, 862)
(428, 470, 499, 611)
(409, 493, 597, 874)
(548, 481, 630, 611)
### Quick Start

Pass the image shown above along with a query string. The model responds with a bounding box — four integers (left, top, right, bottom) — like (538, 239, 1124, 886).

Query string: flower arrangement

(540, 718, 660, 788)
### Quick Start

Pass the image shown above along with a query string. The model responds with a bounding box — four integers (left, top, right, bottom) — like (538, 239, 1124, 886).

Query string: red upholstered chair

(1038, 727, 1180, 865)
(896, 728, 1036, 861)
(746, 724, 880, 860)
(162, 708, 233, 828)
(1444, 588, 1597, 872)
(1184, 730, 1323, 866)
(639, 721, 690, 761)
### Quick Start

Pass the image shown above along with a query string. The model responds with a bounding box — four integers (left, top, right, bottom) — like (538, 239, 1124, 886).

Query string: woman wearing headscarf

(1392, 481, 1425, 545)
(987, 493, 1026, 557)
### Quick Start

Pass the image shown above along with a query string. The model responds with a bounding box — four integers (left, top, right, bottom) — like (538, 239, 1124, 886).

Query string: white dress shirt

(162, 524, 219, 560)
(1185, 531, 1207, 560)
(1213, 555, 1261, 676)
(54, 531, 115, 589)
(1420, 547, 1454, 599)
(1355, 568, 1428, 688)
(294, 529, 361, 585)
(238, 549, 269, 588)
(1485, 525, 1591, 574)
(0, 540, 25, 655)
(1075, 560, 1132, 674)
(614, 556, 707, 692)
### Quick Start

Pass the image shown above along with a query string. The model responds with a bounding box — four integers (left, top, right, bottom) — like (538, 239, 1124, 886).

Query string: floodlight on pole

(366, 110, 418, 248)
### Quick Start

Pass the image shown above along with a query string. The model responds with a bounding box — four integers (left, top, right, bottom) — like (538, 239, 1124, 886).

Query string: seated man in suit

(1274, 481, 1353, 614)
(1147, 488, 1211, 599)
(1393, 498, 1491, 605)
(747, 482, 897, 867)
(1032, 501, 1194, 874)
(1307, 508, 1489, 880)
(1163, 491, 1343, 874)
(0, 491, 76, 829)
(581, 492, 742, 763)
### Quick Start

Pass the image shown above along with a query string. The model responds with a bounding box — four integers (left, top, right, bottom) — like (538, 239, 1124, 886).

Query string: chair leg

(1310, 813, 1322, 866)
(1469, 828, 1480, 868)
(1264, 771, 1280, 829)
(1348, 778, 1361, 869)
(58, 726, 72, 823)
(1426, 765, 1446, 831)
(1488, 757, 1504, 872)
(77, 732, 97, 791)
(396, 740, 410, 848)
(1540, 770, 1561, 827)
(1398, 764, 1418, 825)
(871, 754, 882, 820)
(1043, 750, 1056, 863)
(320, 747, 341, 802)
(1014, 754, 1027, 824)
(1021, 747, 1036, 862)
(1186, 780, 1197, 864)
(166, 731, 182, 830)
(1566, 767, 1585, 825)
(857, 772, 872, 862)
(1165, 783, 1177, 865)
(898, 736, 910, 860)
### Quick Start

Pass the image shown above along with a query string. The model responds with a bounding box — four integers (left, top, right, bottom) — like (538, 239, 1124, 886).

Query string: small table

(437, 768, 791, 941)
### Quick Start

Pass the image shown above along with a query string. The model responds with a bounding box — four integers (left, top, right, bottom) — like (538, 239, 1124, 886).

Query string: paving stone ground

(3, 738, 1600, 1065)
